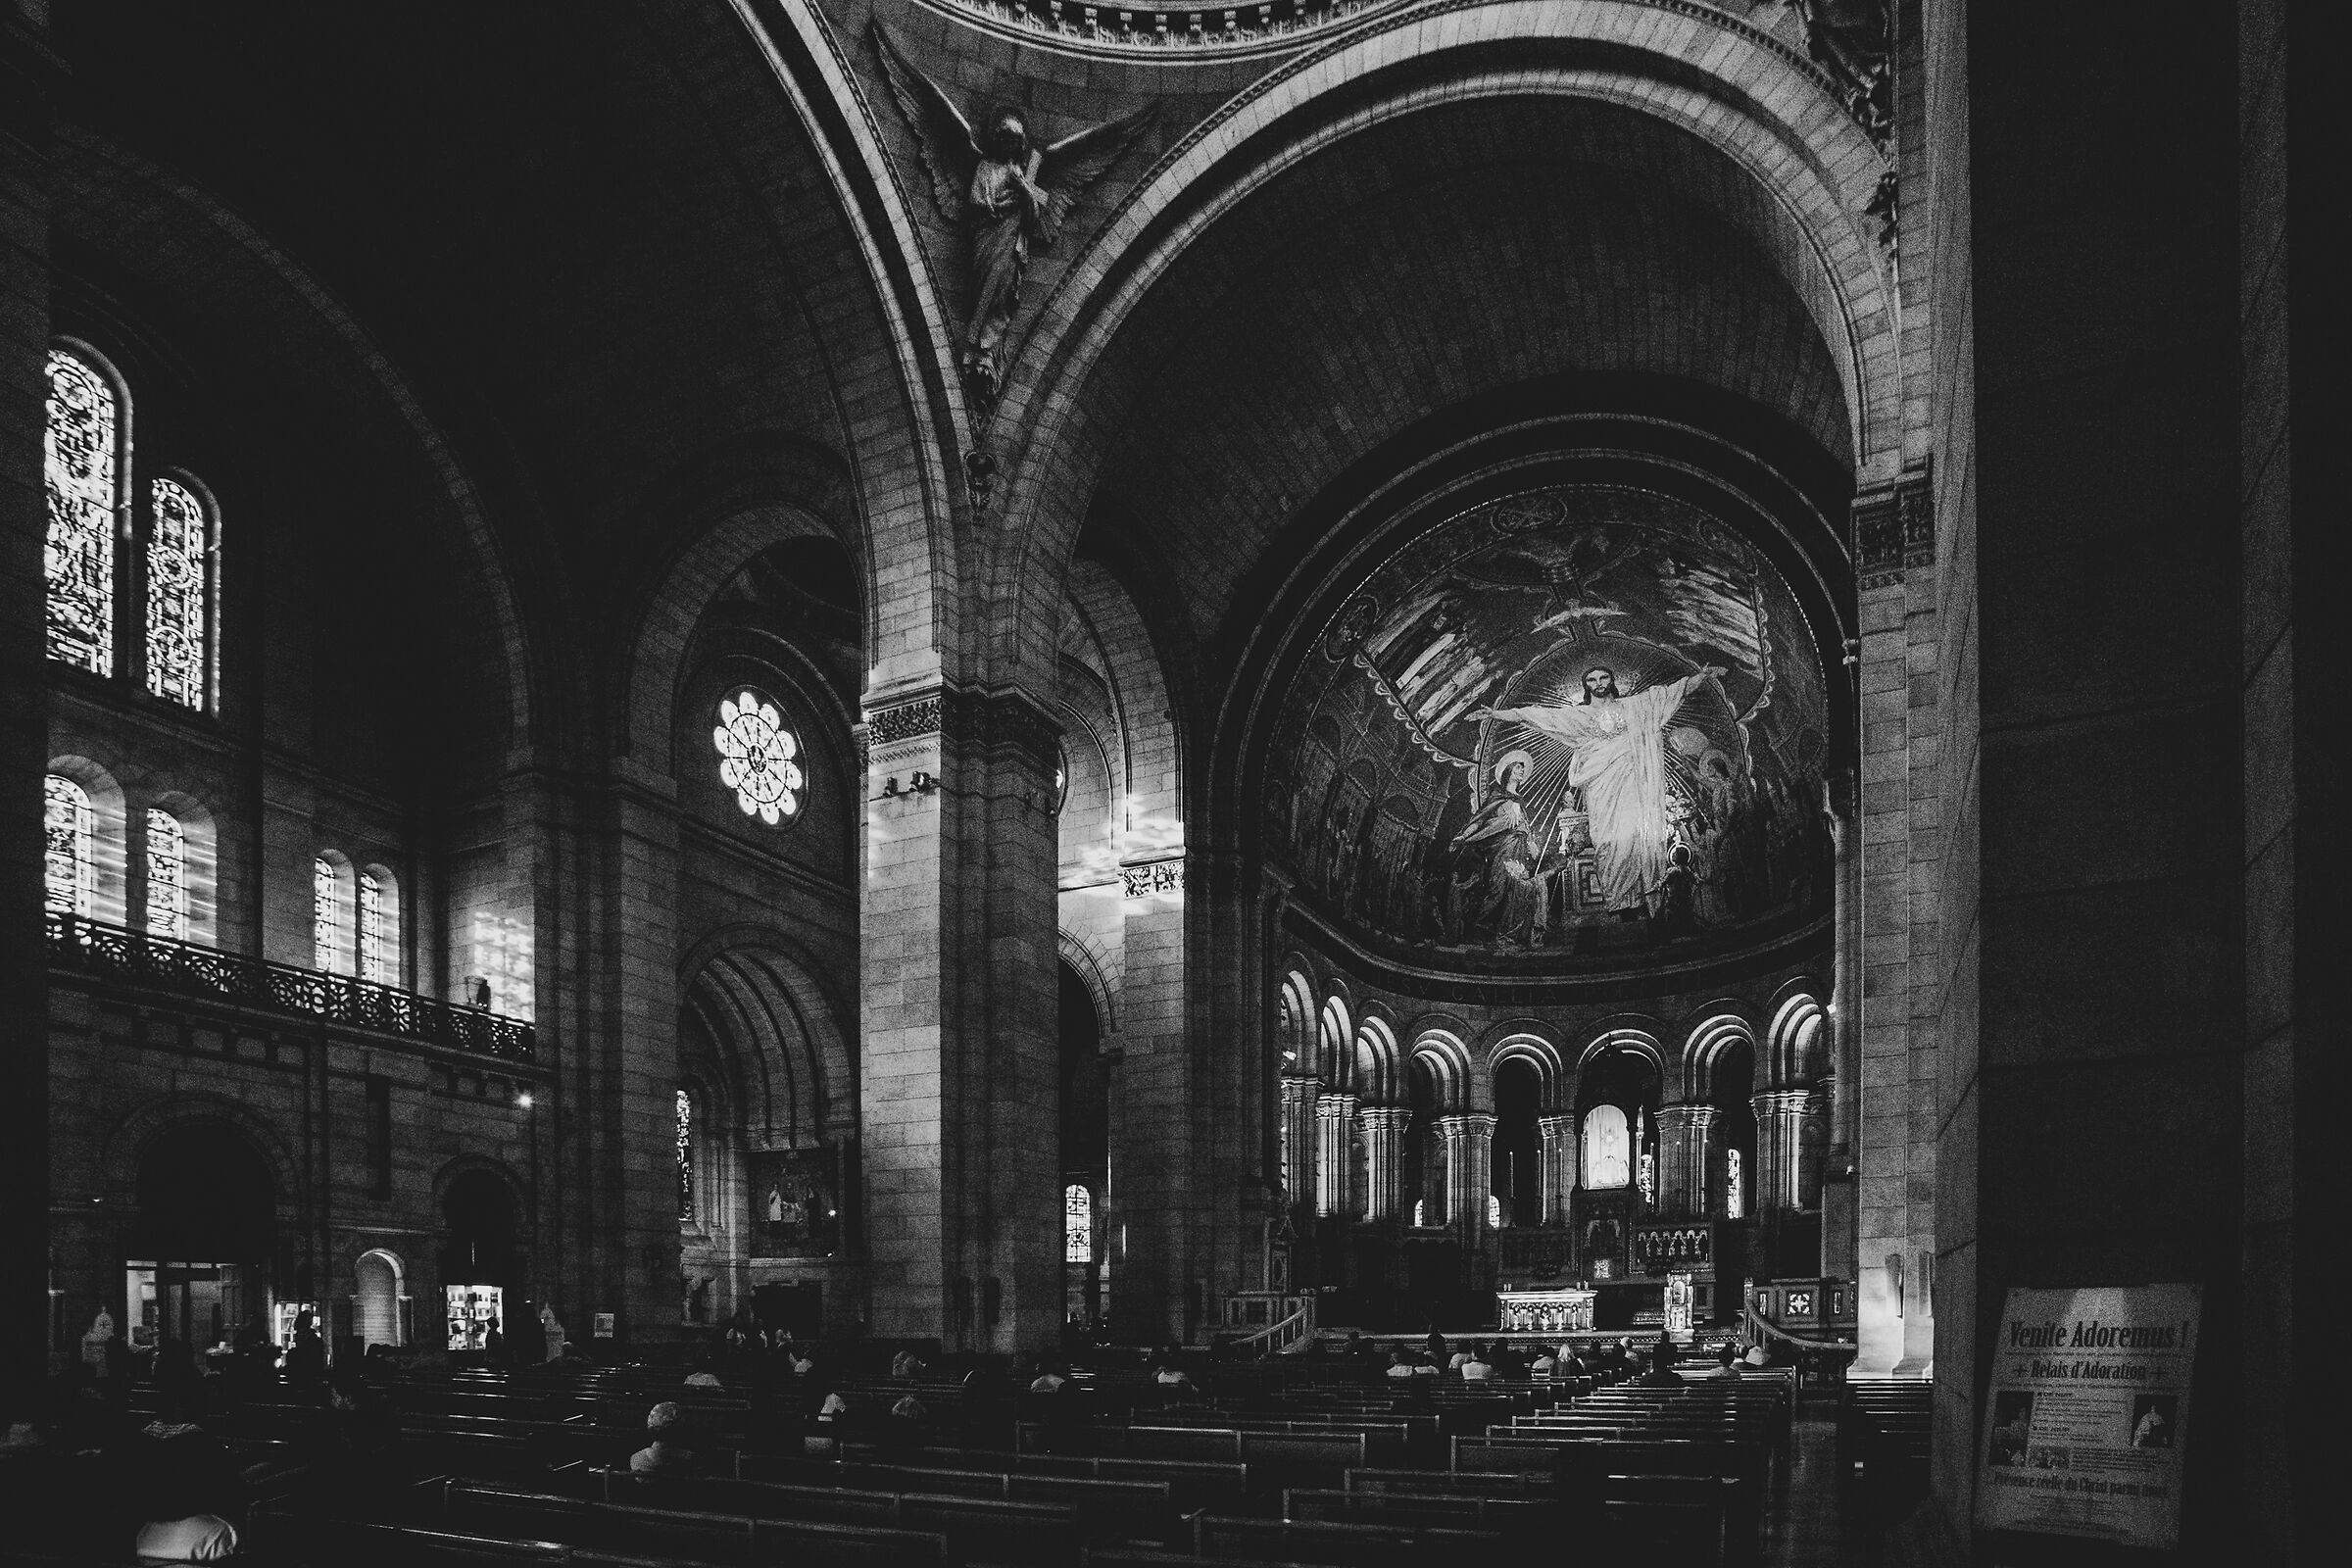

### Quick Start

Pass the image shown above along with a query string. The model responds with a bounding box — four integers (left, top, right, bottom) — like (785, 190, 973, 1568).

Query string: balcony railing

(47, 912, 535, 1061)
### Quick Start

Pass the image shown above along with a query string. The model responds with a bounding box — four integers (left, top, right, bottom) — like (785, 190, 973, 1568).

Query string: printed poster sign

(1975, 1283, 2200, 1549)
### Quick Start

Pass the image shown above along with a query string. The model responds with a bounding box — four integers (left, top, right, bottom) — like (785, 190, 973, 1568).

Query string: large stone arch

(55, 128, 537, 753)
(102, 1093, 306, 1221)
(717, 0, 970, 699)
(678, 925, 858, 1144)
(981, 0, 1899, 692)
(621, 499, 850, 771)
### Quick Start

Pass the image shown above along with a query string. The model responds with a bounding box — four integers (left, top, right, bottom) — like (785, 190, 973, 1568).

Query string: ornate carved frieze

(863, 689, 1062, 770)
(866, 696, 944, 749)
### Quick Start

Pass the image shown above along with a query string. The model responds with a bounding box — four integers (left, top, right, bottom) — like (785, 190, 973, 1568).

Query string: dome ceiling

(1266, 484, 1833, 976)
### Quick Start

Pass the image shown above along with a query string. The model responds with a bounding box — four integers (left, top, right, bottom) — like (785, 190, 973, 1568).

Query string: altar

(1496, 1287, 1596, 1335)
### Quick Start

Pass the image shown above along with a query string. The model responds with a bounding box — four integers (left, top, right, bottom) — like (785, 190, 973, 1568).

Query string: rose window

(712, 691, 804, 824)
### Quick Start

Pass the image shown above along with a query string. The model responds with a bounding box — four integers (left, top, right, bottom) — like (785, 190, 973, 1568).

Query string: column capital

(1537, 1112, 1576, 1138)
(1314, 1091, 1357, 1120)
(1360, 1104, 1411, 1130)
(1437, 1112, 1497, 1135)
(1752, 1087, 1815, 1114)
(1656, 1102, 1721, 1130)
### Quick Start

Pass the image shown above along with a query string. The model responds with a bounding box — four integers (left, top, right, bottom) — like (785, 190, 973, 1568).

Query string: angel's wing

(1035, 108, 1155, 248)
(870, 22, 981, 224)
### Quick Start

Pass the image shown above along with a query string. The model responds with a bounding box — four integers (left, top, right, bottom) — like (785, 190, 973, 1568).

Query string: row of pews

(105, 1358, 1804, 1565)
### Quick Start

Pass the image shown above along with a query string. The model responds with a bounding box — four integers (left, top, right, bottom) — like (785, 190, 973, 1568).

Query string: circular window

(712, 691, 804, 825)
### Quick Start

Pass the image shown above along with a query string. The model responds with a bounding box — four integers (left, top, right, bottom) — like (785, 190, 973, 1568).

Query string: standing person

(483, 1319, 509, 1372)
(1424, 1328, 1447, 1364)
(285, 1314, 325, 1389)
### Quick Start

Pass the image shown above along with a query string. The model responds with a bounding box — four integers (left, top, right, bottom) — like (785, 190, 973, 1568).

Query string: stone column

(1437, 1113, 1496, 1236)
(1107, 847, 1191, 1343)
(0, 15, 55, 1380)
(1751, 1089, 1814, 1215)
(1359, 1106, 1408, 1222)
(859, 689, 1062, 1354)
(1313, 1092, 1356, 1219)
(1654, 1103, 1719, 1218)
(1279, 1076, 1317, 1216)
(1537, 1114, 1575, 1226)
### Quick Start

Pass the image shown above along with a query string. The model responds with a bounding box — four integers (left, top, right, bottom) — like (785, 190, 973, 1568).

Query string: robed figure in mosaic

(874, 23, 1152, 403)
(1474, 663, 1725, 913)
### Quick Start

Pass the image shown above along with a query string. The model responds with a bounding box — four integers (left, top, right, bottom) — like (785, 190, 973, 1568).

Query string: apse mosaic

(1265, 486, 1832, 964)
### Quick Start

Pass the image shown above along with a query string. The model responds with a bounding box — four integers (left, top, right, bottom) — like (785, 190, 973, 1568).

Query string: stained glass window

(146, 808, 185, 940)
(358, 870, 387, 983)
(1725, 1149, 1743, 1220)
(1063, 1184, 1092, 1262)
(45, 350, 118, 674)
(1486, 1194, 1502, 1231)
(676, 1088, 696, 1221)
(1637, 1151, 1656, 1206)
(313, 857, 341, 972)
(45, 775, 95, 917)
(711, 691, 803, 824)
(147, 477, 212, 709)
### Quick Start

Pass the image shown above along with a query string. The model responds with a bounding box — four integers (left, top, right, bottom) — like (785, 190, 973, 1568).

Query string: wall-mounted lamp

(876, 770, 942, 801)
(515, 1092, 534, 1109)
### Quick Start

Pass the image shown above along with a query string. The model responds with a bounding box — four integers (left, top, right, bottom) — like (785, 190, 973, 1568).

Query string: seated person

(1447, 1348, 1472, 1371)
(891, 1348, 925, 1379)
(881, 1394, 929, 1452)
(1384, 1350, 1417, 1381)
(1459, 1347, 1495, 1383)
(683, 1368, 724, 1389)
(1529, 1348, 1557, 1376)
(1636, 1336, 1686, 1387)
(1409, 1355, 1439, 1379)
(629, 1402, 697, 1473)
(1028, 1365, 1070, 1395)
(126, 1395, 245, 1564)
(1152, 1361, 1195, 1393)
(815, 1391, 852, 1425)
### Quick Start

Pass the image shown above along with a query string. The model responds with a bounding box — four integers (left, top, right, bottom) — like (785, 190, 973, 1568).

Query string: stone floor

(1765, 1415, 1874, 1567)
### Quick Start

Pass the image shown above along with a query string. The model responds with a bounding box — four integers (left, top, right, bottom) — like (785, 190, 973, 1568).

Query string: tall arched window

(313, 855, 348, 973)
(676, 1088, 696, 1221)
(146, 476, 216, 710)
(1063, 1184, 1093, 1262)
(146, 808, 186, 940)
(45, 348, 120, 675)
(1725, 1148, 1744, 1220)
(358, 868, 394, 984)
(44, 775, 95, 916)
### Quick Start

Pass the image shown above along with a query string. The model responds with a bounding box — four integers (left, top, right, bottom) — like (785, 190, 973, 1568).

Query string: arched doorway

(353, 1249, 409, 1349)
(439, 1169, 517, 1355)
(127, 1118, 277, 1354)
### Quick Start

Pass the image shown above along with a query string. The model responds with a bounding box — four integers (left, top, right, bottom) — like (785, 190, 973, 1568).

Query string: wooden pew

(595, 1469, 1086, 1564)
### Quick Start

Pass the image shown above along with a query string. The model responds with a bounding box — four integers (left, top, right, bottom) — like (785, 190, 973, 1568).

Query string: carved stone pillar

(1359, 1106, 1409, 1222)
(1752, 1089, 1815, 1214)
(1437, 1113, 1496, 1237)
(1279, 1076, 1318, 1216)
(1537, 1114, 1575, 1226)
(1655, 1103, 1720, 1218)
(1314, 1092, 1357, 1218)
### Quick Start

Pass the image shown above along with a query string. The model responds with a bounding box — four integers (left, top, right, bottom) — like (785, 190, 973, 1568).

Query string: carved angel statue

(874, 23, 1152, 403)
